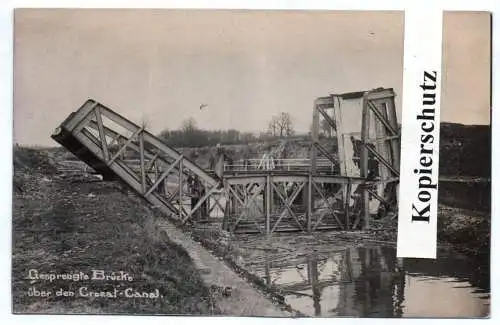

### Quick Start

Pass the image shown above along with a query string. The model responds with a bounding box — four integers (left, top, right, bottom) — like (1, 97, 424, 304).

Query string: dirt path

(158, 220, 290, 317)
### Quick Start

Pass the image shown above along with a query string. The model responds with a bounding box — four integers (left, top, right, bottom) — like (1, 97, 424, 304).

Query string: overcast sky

(13, 10, 490, 146)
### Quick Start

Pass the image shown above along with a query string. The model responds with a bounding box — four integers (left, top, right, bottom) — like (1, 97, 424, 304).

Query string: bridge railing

(224, 158, 337, 173)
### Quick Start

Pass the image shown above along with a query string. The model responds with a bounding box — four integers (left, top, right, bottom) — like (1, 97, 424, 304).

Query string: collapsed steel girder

(52, 99, 222, 224)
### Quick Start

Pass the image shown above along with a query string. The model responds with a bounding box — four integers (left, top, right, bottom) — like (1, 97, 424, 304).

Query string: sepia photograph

(11, 9, 491, 317)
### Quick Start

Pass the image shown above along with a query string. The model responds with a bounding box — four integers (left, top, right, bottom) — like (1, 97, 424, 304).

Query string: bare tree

(276, 112, 294, 137)
(181, 117, 197, 133)
(140, 117, 150, 130)
(268, 112, 294, 137)
(268, 118, 279, 137)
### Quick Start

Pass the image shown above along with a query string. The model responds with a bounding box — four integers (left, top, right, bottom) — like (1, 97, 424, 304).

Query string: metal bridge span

(51, 88, 400, 235)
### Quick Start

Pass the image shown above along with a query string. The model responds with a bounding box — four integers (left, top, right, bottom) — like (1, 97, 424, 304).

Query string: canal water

(244, 246, 490, 317)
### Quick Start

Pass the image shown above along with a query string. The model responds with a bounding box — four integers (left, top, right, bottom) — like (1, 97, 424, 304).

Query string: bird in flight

(200, 104, 208, 110)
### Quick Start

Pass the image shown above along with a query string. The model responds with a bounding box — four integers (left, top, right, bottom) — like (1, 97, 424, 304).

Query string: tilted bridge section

(52, 88, 400, 235)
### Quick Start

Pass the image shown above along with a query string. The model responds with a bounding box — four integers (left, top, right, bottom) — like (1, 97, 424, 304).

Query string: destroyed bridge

(52, 88, 400, 235)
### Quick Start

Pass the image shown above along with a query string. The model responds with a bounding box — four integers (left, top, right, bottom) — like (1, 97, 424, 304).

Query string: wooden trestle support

(52, 87, 400, 235)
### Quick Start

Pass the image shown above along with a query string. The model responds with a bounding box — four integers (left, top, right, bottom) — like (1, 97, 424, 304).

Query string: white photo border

(1, 0, 497, 324)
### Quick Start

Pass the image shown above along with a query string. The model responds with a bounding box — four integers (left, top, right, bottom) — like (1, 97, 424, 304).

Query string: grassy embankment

(12, 147, 216, 314)
(436, 123, 491, 257)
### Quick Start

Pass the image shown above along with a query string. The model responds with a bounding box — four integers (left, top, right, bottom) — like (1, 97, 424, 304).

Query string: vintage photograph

(12, 9, 490, 317)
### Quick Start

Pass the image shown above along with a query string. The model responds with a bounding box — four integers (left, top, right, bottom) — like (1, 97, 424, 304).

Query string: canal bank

(157, 220, 293, 316)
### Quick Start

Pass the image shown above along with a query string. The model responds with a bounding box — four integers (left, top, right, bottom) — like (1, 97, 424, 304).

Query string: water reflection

(247, 246, 489, 317)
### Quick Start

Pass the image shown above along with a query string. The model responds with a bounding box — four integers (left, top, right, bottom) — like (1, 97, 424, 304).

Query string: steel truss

(52, 87, 399, 234)
(223, 173, 370, 234)
(52, 99, 224, 224)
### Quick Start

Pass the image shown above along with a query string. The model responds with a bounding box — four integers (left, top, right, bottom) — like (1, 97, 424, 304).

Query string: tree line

(157, 112, 301, 148)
